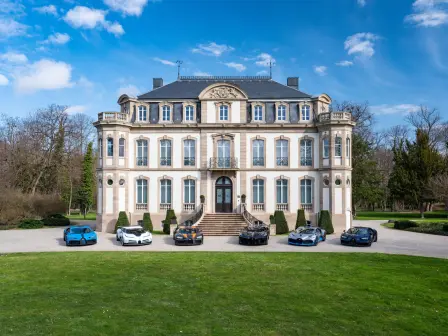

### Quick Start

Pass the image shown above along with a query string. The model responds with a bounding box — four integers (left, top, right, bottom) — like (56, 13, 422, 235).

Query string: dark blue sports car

(340, 227, 377, 246)
(63, 226, 97, 246)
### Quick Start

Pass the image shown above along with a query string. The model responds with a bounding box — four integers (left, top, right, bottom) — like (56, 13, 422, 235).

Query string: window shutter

(150, 103, 159, 123)
(173, 103, 183, 123)
(265, 103, 275, 123)
(196, 102, 201, 123)
(247, 103, 251, 123)
(289, 103, 299, 123)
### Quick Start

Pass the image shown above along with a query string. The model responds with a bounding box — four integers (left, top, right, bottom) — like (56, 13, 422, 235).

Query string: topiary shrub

(274, 211, 289, 234)
(163, 209, 177, 234)
(318, 210, 334, 234)
(443, 224, 448, 232)
(114, 211, 129, 233)
(269, 215, 275, 224)
(296, 209, 306, 229)
(142, 213, 153, 232)
(394, 220, 418, 230)
(19, 219, 44, 229)
(42, 214, 70, 227)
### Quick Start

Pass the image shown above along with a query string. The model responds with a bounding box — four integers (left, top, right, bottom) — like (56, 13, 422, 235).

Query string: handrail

(241, 203, 267, 229)
(181, 203, 204, 226)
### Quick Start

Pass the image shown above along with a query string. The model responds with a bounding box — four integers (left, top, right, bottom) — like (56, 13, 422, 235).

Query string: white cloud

(0, 52, 27, 63)
(0, 19, 28, 39)
(34, 5, 58, 16)
(224, 62, 246, 72)
(413, 0, 448, 8)
(153, 57, 176, 66)
(256, 70, 268, 76)
(191, 42, 234, 57)
(15, 59, 73, 93)
(43, 32, 70, 45)
(344, 32, 380, 58)
(313, 65, 327, 76)
(78, 76, 94, 90)
(117, 84, 140, 97)
(66, 105, 88, 114)
(357, 0, 366, 7)
(0, 0, 25, 16)
(194, 71, 211, 76)
(103, 0, 148, 16)
(104, 21, 125, 36)
(371, 104, 421, 115)
(405, 10, 448, 26)
(336, 60, 354, 67)
(0, 74, 9, 85)
(255, 53, 275, 67)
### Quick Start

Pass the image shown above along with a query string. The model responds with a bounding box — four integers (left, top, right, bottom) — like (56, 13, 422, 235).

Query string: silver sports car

(288, 227, 326, 246)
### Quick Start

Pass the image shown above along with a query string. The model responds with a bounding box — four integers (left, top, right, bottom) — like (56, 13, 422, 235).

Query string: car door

(63, 228, 69, 240)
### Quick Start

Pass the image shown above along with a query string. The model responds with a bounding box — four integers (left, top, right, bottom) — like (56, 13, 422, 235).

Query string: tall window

(161, 179, 172, 204)
(335, 136, 342, 157)
(160, 139, 172, 166)
(185, 105, 194, 121)
(254, 105, 263, 121)
(252, 139, 265, 166)
(300, 139, 312, 166)
(217, 139, 230, 168)
(99, 138, 103, 158)
(184, 179, 195, 204)
(219, 105, 229, 121)
(301, 105, 310, 121)
(300, 179, 312, 205)
(323, 138, 330, 159)
(277, 105, 286, 121)
(253, 179, 265, 204)
(184, 139, 195, 166)
(346, 138, 351, 159)
(276, 179, 288, 204)
(107, 138, 113, 157)
(138, 106, 147, 121)
(162, 105, 171, 121)
(119, 138, 125, 157)
(276, 139, 289, 166)
(136, 179, 148, 205)
(136, 139, 148, 166)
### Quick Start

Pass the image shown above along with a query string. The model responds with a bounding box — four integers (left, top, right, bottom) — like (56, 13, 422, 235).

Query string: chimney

(287, 77, 299, 90)
(153, 78, 163, 89)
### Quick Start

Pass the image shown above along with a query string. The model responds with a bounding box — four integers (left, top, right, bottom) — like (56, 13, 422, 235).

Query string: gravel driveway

(0, 220, 446, 258)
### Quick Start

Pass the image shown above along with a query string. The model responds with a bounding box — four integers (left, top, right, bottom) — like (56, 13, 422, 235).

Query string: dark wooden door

(216, 186, 232, 213)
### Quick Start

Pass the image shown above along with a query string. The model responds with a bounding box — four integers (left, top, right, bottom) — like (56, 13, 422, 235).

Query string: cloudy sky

(1, 0, 447, 128)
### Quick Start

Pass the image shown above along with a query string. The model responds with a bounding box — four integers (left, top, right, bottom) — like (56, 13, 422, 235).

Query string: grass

(382, 221, 448, 236)
(66, 212, 96, 220)
(356, 211, 448, 222)
(0, 253, 447, 336)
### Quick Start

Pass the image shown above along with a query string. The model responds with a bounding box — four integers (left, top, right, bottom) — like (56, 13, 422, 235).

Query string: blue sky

(1, 0, 447, 129)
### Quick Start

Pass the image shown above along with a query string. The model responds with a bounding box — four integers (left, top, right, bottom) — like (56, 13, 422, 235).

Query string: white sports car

(116, 226, 152, 246)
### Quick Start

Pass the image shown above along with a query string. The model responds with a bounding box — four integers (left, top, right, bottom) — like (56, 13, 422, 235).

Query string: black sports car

(340, 226, 378, 246)
(173, 226, 204, 246)
(239, 223, 270, 245)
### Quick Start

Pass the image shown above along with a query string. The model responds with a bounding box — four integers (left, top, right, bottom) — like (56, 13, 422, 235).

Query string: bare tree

(68, 113, 96, 155)
(331, 101, 374, 140)
(429, 174, 448, 211)
(405, 105, 444, 148)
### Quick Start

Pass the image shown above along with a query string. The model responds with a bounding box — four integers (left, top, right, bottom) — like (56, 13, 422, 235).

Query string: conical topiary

(269, 214, 275, 224)
(142, 212, 153, 232)
(115, 211, 129, 233)
(163, 209, 177, 234)
(274, 210, 289, 234)
(296, 209, 306, 229)
(318, 210, 334, 234)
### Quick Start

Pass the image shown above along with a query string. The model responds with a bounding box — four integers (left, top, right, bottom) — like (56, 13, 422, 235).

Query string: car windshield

(125, 228, 145, 234)
(70, 227, 90, 234)
(178, 228, 194, 234)
(301, 229, 316, 234)
(348, 228, 369, 234)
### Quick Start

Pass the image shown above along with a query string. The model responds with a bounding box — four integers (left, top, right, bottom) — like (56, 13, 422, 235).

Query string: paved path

(0, 220, 446, 258)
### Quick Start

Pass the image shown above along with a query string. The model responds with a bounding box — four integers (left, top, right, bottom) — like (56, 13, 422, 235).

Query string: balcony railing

(184, 157, 196, 166)
(136, 203, 148, 210)
(160, 158, 172, 166)
(252, 157, 265, 166)
(160, 203, 172, 211)
(301, 204, 313, 212)
(136, 157, 148, 166)
(276, 157, 289, 166)
(318, 112, 352, 122)
(183, 203, 196, 211)
(252, 203, 265, 212)
(276, 203, 289, 211)
(300, 158, 312, 166)
(98, 112, 128, 122)
(209, 157, 239, 170)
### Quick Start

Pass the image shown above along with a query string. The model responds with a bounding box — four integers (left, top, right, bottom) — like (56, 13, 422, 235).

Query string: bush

(163, 209, 177, 234)
(296, 209, 306, 229)
(394, 220, 418, 230)
(142, 213, 153, 232)
(42, 214, 70, 227)
(443, 224, 448, 232)
(318, 210, 334, 234)
(18, 219, 44, 229)
(274, 211, 289, 234)
(269, 215, 275, 225)
(114, 211, 130, 233)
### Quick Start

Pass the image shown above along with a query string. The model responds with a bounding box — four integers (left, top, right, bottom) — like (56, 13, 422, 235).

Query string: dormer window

(277, 105, 286, 121)
(254, 105, 263, 121)
(185, 105, 194, 121)
(162, 105, 171, 121)
(138, 105, 147, 122)
(219, 105, 229, 121)
(301, 105, 310, 121)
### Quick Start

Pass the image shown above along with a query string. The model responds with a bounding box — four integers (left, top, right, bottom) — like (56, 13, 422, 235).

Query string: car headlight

(361, 237, 368, 240)
(311, 235, 316, 239)
(196, 235, 203, 239)
(176, 235, 183, 239)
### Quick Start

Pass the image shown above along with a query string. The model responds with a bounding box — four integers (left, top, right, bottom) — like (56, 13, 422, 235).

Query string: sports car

(173, 226, 203, 245)
(340, 227, 377, 246)
(64, 226, 97, 246)
(288, 227, 326, 246)
(116, 226, 152, 246)
(239, 223, 270, 245)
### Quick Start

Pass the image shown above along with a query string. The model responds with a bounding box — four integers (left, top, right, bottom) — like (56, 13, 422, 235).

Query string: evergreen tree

(318, 210, 334, 234)
(114, 211, 130, 233)
(296, 209, 306, 228)
(142, 213, 153, 232)
(274, 211, 289, 234)
(77, 142, 94, 219)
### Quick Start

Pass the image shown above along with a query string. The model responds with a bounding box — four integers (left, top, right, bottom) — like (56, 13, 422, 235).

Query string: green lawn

(0, 253, 447, 336)
(66, 212, 96, 220)
(357, 211, 448, 222)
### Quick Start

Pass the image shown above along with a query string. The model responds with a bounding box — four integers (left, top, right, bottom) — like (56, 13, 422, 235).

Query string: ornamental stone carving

(199, 83, 248, 100)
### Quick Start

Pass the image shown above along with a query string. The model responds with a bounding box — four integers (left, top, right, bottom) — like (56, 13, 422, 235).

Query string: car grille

(288, 238, 313, 244)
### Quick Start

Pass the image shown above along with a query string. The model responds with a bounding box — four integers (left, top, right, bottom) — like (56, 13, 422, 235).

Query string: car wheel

(264, 239, 268, 245)
(367, 242, 372, 247)
(80, 238, 86, 246)
(351, 239, 356, 246)
(63, 235, 66, 241)
(116, 235, 119, 241)
(314, 239, 319, 246)
(239, 238, 243, 245)
(322, 234, 326, 242)
(374, 235, 378, 242)
(175, 241, 179, 246)
(121, 239, 125, 246)
(66, 241, 70, 246)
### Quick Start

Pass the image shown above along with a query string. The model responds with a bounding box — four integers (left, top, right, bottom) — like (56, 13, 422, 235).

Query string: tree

(115, 211, 129, 233)
(163, 209, 177, 234)
(296, 209, 306, 228)
(77, 142, 94, 219)
(273, 211, 289, 234)
(318, 210, 334, 234)
(405, 106, 444, 148)
(142, 213, 153, 232)
(429, 174, 448, 210)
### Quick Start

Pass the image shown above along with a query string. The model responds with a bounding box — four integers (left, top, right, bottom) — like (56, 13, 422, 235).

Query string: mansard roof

(138, 76, 312, 100)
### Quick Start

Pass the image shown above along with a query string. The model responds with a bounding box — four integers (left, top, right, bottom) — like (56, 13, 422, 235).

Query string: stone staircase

(196, 213, 247, 236)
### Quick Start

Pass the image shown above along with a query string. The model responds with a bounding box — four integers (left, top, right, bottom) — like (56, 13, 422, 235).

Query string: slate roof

(137, 76, 312, 100)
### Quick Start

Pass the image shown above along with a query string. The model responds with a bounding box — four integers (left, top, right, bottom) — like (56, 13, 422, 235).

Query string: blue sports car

(288, 227, 326, 246)
(340, 227, 377, 246)
(63, 226, 97, 246)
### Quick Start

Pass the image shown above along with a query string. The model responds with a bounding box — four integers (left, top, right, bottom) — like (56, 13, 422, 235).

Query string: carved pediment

(199, 83, 248, 100)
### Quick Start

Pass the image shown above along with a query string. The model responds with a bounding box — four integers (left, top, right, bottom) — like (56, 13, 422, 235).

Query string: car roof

(122, 226, 144, 229)
(69, 225, 91, 229)
(352, 226, 371, 229)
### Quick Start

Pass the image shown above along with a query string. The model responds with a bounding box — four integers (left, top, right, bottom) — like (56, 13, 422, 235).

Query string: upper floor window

(217, 139, 231, 168)
(99, 138, 103, 158)
(301, 105, 310, 121)
(136, 139, 148, 166)
(252, 139, 265, 166)
(107, 138, 113, 157)
(136, 179, 148, 205)
(346, 138, 351, 159)
(219, 105, 229, 121)
(277, 105, 286, 121)
(162, 105, 171, 121)
(300, 179, 312, 206)
(184, 139, 196, 166)
(323, 138, 330, 159)
(276, 139, 289, 166)
(335, 136, 342, 157)
(185, 105, 194, 121)
(119, 138, 125, 157)
(184, 179, 196, 204)
(254, 105, 263, 121)
(138, 106, 147, 122)
(300, 139, 312, 166)
(160, 139, 172, 166)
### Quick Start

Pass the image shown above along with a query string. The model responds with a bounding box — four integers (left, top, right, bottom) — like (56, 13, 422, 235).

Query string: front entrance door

(215, 176, 232, 213)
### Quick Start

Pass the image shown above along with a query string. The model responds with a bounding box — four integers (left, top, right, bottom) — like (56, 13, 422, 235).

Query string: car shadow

(55, 238, 66, 246)
(163, 236, 176, 246)
(107, 236, 122, 246)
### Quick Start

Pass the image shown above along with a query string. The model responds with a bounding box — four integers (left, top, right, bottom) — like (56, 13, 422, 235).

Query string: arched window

(138, 105, 147, 122)
(252, 179, 265, 205)
(335, 136, 342, 157)
(346, 137, 351, 159)
(254, 105, 263, 121)
(160, 179, 172, 208)
(184, 179, 195, 205)
(183, 139, 195, 166)
(300, 179, 312, 207)
(301, 105, 310, 121)
(162, 105, 171, 121)
(98, 138, 103, 158)
(276, 179, 288, 210)
(323, 138, 330, 159)
(160, 139, 172, 166)
(252, 139, 265, 166)
(136, 179, 148, 208)
(185, 105, 194, 121)
(276, 139, 289, 166)
(107, 138, 113, 157)
(217, 139, 231, 168)
(119, 138, 125, 157)
(219, 105, 229, 121)
(300, 139, 312, 166)
(277, 105, 286, 121)
(136, 139, 148, 166)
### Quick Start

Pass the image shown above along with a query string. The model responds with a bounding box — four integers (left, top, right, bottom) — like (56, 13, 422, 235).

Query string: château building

(94, 76, 355, 233)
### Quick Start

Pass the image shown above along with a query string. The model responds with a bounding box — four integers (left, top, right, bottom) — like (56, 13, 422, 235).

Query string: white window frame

(184, 179, 195, 204)
(138, 105, 147, 122)
(160, 139, 172, 166)
(136, 139, 148, 166)
(253, 179, 265, 204)
(276, 179, 288, 204)
(119, 138, 125, 157)
(300, 139, 312, 166)
(219, 105, 229, 121)
(184, 139, 196, 166)
(300, 179, 312, 205)
(277, 105, 286, 121)
(185, 105, 194, 121)
(107, 138, 113, 157)
(254, 105, 263, 121)
(323, 138, 330, 159)
(301, 105, 310, 121)
(276, 139, 289, 166)
(162, 105, 171, 121)
(136, 179, 148, 204)
(161, 179, 172, 204)
(252, 139, 265, 166)
(335, 136, 342, 157)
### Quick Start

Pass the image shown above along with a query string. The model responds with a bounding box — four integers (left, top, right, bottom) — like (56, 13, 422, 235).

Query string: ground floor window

(136, 179, 148, 210)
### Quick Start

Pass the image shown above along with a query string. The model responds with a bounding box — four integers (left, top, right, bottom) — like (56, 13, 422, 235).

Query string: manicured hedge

(163, 209, 177, 234)
(393, 220, 418, 230)
(269, 215, 275, 225)
(358, 211, 448, 219)
(296, 209, 306, 229)
(274, 211, 289, 234)
(42, 214, 70, 227)
(142, 213, 153, 232)
(114, 211, 129, 233)
(19, 219, 44, 229)
(318, 210, 334, 234)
